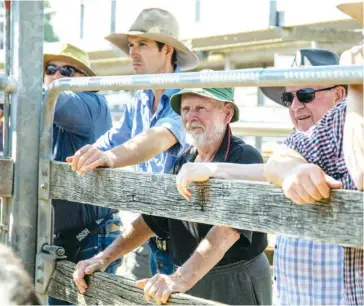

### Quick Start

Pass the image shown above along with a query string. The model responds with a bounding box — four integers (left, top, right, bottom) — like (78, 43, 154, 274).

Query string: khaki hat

(170, 87, 239, 123)
(105, 8, 199, 71)
(44, 42, 96, 77)
(337, 1, 363, 24)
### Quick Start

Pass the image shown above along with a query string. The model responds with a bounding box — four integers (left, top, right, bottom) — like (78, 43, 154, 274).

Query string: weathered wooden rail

(51, 161, 363, 248)
(48, 261, 220, 305)
(42, 161, 363, 304)
(0, 159, 13, 197)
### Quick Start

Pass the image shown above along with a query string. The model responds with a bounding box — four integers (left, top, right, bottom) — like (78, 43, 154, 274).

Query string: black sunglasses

(281, 86, 338, 107)
(45, 64, 86, 77)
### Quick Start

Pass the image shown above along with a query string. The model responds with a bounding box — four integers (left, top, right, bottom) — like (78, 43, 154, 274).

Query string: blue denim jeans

(148, 239, 174, 276)
(48, 230, 121, 305)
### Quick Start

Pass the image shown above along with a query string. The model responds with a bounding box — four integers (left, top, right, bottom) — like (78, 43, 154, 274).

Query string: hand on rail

(136, 272, 190, 305)
(282, 164, 342, 204)
(73, 256, 109, 294)
(66, 144, 114, 175)
(176, 163, 217, 201)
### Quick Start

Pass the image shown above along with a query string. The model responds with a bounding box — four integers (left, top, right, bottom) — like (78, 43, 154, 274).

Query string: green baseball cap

(170, 87, 239, 123)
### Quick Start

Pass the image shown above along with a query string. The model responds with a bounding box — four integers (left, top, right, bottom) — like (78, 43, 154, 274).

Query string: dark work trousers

(186, 252, 272, 305)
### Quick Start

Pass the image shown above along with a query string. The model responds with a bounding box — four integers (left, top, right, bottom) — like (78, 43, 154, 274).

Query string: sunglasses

(45, 64, 86, 77)
(281, 86, 338, 107)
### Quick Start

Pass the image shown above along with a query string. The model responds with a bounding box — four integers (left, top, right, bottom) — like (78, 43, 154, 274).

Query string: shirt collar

(141, 66, 181, 105)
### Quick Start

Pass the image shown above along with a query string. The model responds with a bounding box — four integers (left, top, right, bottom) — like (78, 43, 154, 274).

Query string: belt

(93, 223, 120, 234)
(150, 236, 168, 252)
(55, 223, 120, 239)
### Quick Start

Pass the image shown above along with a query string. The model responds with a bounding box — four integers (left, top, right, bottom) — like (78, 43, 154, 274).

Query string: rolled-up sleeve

(155, 110, 187, 157)
(96, 103, 133, 151)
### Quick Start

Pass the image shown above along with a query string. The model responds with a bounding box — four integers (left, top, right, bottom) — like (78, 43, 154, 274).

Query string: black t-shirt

(143, 126, 268, 267)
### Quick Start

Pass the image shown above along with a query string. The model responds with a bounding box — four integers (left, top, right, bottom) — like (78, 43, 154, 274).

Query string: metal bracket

(39, 159, 50, 200)
(34, 244, 66, 294)
(0, 223, 9, 232)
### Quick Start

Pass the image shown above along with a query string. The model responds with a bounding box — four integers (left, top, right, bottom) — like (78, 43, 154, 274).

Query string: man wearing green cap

(73, 87, 272, 305)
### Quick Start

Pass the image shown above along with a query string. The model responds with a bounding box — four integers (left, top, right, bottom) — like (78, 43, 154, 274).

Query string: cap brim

(105, 32, 199, 71)
(260, 87, 286, 107)
(44, 54, 96, 77)
(170, 89, 239, 123)
(337, 2, 363, 24)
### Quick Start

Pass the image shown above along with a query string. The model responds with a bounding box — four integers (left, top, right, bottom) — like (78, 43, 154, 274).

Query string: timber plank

(50, 162, 364, 248)
(0, 158, 13, 197)
(47, 261, 221, 305)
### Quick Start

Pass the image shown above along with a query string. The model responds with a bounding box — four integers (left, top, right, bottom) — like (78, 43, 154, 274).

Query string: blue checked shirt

(96, 86, 187, 174)
(274, 100, 360, 305)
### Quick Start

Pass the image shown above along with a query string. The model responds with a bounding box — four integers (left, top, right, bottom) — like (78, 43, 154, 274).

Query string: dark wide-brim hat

(170, 87, 239, 123)
(260, 49, 341, 107)
(105, 8, 199, 71)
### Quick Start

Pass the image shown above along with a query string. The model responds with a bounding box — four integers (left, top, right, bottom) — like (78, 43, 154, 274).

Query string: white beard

(186, 121, 226, 148)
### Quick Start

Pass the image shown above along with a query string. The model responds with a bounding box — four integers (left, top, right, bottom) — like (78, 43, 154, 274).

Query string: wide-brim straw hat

(170, 87, 239, 123)
(260, 49, 341, 107)
(43, 42, 96, 77)
(105, 8, 199, 71)
(337, 1, 363, 24)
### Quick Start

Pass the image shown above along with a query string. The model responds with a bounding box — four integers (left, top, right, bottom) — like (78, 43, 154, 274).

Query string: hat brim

(44, 54, 96, 77)
(260, 87, 286, 107)
(105, 32, 199, 71)
(337, 2, 363, 24)
(170, 89, 239, 123)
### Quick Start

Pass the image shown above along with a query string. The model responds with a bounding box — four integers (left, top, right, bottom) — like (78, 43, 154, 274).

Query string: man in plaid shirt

(265, 2, 363, 304)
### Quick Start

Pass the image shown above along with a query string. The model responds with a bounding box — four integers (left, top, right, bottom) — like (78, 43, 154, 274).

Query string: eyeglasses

(281, 86, 337, 107)
(45, 64, 86, 77)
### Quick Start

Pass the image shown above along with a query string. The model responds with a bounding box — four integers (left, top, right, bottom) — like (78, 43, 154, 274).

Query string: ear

(334, 86, 346, 104)
(164, 44, 174, 57)
(224, 103, 234, 124)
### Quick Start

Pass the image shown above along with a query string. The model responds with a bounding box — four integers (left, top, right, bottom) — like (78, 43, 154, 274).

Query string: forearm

(106, 126, 177, 168)
(95, 215, 154, 265)
(212, 163, 266, 181)
(265, 147, 308, 187)
(175, 226, 240, 289)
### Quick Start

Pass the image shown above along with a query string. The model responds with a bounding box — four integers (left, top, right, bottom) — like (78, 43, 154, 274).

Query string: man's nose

(290, 96, 305, 111)
(129, 47, 139, 59)
(185, 109, 200, 122)
(52, 70, 64, 80)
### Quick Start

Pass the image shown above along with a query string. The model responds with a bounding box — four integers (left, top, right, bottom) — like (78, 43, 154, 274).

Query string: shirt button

(275, 245, 277, 249)
(274, 276, 277, 281)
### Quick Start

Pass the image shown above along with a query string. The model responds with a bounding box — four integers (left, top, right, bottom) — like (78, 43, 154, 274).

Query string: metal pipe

(3, 0, 11, 158)
(110, 0, 116, 33)
(0, 0, 13, 245)
(8, 0, 44, 278)
(42, 65, 363, 157)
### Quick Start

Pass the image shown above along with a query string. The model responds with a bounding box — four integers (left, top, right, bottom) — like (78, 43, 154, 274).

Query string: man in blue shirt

(44, 42, 122, 305)
(68, 8, 198, 279)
